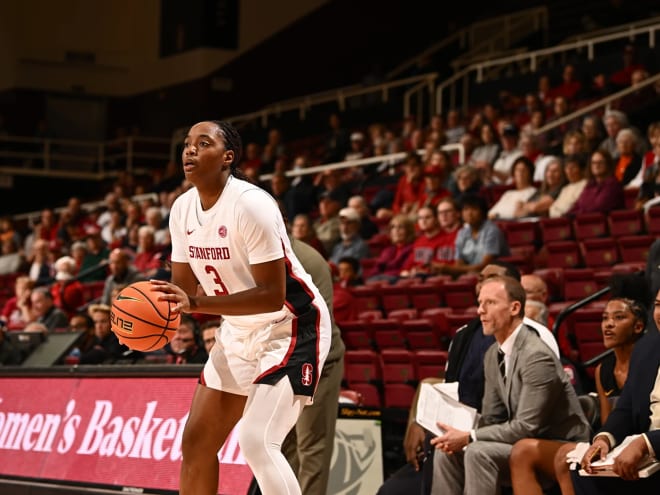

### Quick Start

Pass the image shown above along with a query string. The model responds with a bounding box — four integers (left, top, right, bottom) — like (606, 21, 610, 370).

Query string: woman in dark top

(567, 149, 624, 216)
(509, 295, 646, 495)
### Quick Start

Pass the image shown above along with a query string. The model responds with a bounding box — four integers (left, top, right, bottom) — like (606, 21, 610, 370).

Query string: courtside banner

(0, 376, 253, 494)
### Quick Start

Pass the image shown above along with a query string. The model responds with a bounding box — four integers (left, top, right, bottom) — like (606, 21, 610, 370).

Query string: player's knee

(237, 424, 267, 464)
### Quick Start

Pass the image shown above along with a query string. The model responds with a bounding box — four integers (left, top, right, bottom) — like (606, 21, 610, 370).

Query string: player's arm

(171, 261, 200, 295)
(154, 258, 286, 316)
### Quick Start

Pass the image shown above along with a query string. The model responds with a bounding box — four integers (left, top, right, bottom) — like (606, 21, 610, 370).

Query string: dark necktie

(497, 348, 506, 381)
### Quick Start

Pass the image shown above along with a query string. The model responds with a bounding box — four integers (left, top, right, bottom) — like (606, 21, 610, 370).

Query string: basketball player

(151, 120, 331, 495)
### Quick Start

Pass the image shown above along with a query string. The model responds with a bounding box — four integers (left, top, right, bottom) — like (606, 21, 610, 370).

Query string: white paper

(577, 434, 660, 478)
(416, 382, 479, 437)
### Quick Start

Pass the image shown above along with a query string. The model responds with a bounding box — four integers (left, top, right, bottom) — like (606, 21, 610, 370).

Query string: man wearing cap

(420, 164, 451, 209)
(491, 123, 523, 185)
(328, 207, 369, 267)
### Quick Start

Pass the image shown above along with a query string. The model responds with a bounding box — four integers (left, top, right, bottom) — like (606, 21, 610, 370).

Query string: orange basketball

(110, 281, 181, 352)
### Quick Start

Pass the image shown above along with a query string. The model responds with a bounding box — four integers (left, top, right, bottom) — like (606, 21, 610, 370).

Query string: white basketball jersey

(169, 176, 325, 331)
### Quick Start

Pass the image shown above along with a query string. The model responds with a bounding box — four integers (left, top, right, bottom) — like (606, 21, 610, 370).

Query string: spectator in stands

(291, 214, 327, 258)
(70, 240, 87, 273)
(545, 96, 577, 155)
(200, 319, 220, 355)
(96, 192, 122, 229)
(445, 109, 466, 144)
(328, 207, 369, 267)
(26, 238, 53, 286)
(0, 216, 22, 248)
(399, 206, 445, 279)
(313, 189, 343, 255)
(347, 195, 379, 241)
(315, 168, 352, 206)
(510, 295, 647, 495)
(241, 142, 264, 176)
(599, 110, 629, 158)
(68, 311, 96, 355)
(335, 256, 363, 289)
(470, 123, 500, 182)
(34, 208, 60, 251)
(521, 273, 553, 331)
(133, 225, 163, 279)
(0, 327, 22, 365)
(491, 123, 523, 185)
(261, 128, 287, 174)
(582, 115, 605, 155)
(446, 194, 509, 277)
(420, 163, 451, 210)
(122, 200, 144, 234)
(288, 155, 317, 218)
(519, 133, 543, 167)
(322, 113, 351, 164)
(430, 276, 589, 495)
(428, 197, 463, 275)
(567, 149, 624, 216)
(344, 132, 368, 162)
(30, 287, 68, 332)
(0, 275, 34, 330)
(449, 164, 482, 203)
(100, 209, 127, 250)
(80, 303, 127, 364)
(635, 122, 660, 209)
(100, 248, 144, 305)
(549, 64, 583, 102)
(517, 157, 567, 218)
(364, 214, 415, 284)
(0, 236, 25, 276)
(614, 128, 643, 187)
(50, 255, 85, 318)
(144, 206, 169, 247)
(549, 154, 588, 218)
(168, 314, 208, 364)
(488, 156, 538, 220)
(609, 43, 647, 90)
(380, 151, 425, 219)
(78, 227, 110, 283)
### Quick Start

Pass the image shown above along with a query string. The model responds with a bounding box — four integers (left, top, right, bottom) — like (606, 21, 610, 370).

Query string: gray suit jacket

(475, 326, 591, 444)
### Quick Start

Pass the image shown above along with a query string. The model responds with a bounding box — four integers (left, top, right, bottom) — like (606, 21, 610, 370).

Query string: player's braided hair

(211, 120, 248, 180)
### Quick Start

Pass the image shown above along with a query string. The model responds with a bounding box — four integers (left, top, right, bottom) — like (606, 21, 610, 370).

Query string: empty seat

(546, 241, 582, 269)
(382, 383, 417, 409)
(370, 319, 406, 350)
(409, 282, 444, 310)
(380, 349, 416, 384)
(344, 350, 382, 384)
(445, 313, 476, 338)
(617, 235, 655, 264)
(646, 206, 660, 235)
(607, 209, 643, 237)
(380, 285, 412, 314)
(401, 318, 438, 350)
(539, 217, 573, 244)
(414, 350, 448, 380)
(349, 383, 382, 408)
(443, 281, 476, 310)
(580, 238, 619, 268)
(420, 307, 453, 344)
(563, 269, 598, 302)
(338, 320, 373, 350)
(387, 308, 419, 322)
(573, 212, 607, 240)
(349, 286, 382, 314)
(571, 308, 604, 344)
(499, 220, 539, 247)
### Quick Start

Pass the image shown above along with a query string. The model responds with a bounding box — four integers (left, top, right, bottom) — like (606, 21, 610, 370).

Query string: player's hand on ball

(150, 280, 192, 313)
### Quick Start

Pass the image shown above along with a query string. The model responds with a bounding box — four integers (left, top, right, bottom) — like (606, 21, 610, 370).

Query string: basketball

(110, 281, 181, 352)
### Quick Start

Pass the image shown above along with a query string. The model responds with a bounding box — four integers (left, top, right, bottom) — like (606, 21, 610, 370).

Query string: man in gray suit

(430, 276, 590, 495)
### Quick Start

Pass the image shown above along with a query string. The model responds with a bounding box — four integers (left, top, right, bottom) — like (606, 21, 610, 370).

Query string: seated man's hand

(404, 422, 426, 471)
(612, 435, 648, 480)
(430, 422, 470, 454)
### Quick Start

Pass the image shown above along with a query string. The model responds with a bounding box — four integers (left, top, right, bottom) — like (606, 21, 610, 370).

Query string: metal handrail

(531, 72, 660, 137)
(435, 22, 660, 115)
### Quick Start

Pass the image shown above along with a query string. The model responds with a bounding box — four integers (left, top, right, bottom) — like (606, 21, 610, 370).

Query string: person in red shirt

(50, 256, 85, 318)
(133, 225, 163, 278)
(384, 151, 425, 218)
(429, 197, 462, 275)
(399, 206, 444, 279)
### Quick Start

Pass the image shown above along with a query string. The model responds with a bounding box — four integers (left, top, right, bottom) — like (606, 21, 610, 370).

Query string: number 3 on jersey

(205, 265, 229, 296)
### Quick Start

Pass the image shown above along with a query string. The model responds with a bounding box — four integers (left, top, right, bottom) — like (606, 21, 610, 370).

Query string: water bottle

(65, 347, 81, 365)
